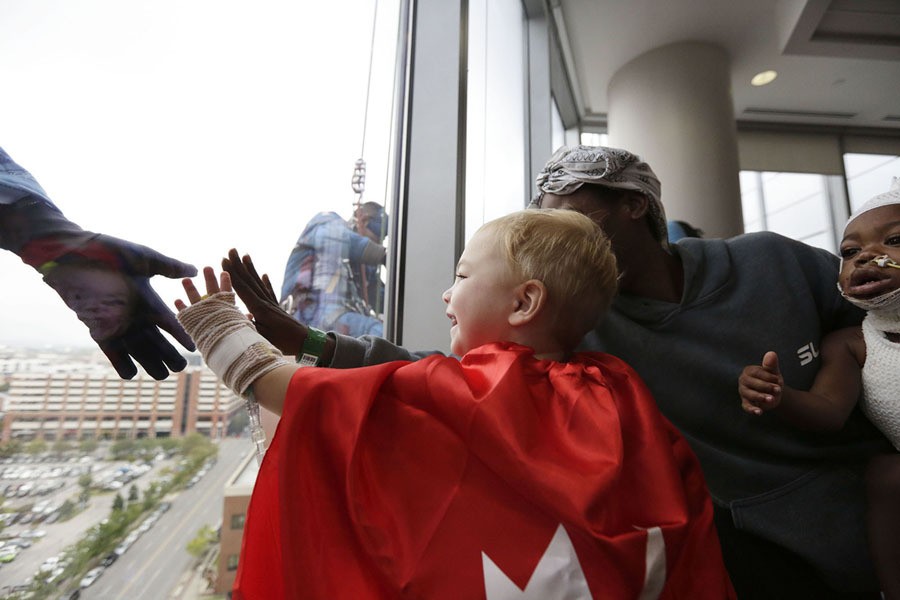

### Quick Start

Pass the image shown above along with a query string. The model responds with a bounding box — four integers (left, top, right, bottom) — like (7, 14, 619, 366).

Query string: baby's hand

(174, 266, 232, 311)
(738, 351, 783, 415)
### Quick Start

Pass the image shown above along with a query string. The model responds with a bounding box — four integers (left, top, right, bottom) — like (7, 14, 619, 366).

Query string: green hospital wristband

(297, 327, 327, 367)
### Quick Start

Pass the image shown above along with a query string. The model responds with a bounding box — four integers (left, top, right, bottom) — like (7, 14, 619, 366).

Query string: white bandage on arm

(177, 291, 292, 396)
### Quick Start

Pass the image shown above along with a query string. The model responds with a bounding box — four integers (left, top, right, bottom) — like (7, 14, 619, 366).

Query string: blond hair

(479, 209, 618, 348)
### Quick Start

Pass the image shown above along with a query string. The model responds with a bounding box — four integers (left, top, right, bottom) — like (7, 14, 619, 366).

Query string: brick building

(215, 450, 258, 594)
(1, 366, 242, 441)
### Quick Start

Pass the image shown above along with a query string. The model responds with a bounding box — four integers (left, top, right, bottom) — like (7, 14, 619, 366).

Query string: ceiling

(552, 0, 900, 132)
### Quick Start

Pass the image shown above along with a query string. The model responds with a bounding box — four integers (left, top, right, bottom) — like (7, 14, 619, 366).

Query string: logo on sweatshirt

(796, 342, 820, 366)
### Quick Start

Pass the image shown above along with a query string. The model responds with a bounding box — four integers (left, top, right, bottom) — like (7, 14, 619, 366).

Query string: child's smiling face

(441, 228, 520, 356)
(839, 204, 900, 300)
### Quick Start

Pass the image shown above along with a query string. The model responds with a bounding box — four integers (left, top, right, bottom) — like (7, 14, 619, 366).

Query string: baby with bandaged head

(739, 178, 900, 599)
(176, 208, 734, 599)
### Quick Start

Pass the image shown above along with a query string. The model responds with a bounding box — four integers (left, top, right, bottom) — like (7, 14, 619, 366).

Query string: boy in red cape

(176, 209, 734, 599)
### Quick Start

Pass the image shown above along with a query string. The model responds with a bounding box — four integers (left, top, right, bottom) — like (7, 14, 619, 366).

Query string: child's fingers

(179, 268, 231, 312)
(741, 365, 780, 386)
(202, 266, 220, 296)
(741, 397, 764, 416)
(220, 270, 233, 293)
(738, 367, 781, 415)
(181, 278, 202, 303)
(740, 385, 777, 407)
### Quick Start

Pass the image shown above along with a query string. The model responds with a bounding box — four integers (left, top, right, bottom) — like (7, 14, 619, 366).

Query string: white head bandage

(843, 177, 900, 237)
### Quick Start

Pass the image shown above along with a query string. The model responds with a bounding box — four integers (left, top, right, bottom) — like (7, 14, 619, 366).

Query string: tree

(0, 439, 21, 459)
(112, 493, 125, 512)
(110, 439, 137, 461)
(79, 438, 98, 454)
(78, 473, 93, 490)
(180, 433, 209, 457)
(24, 438, 47, 455)
(186, 524, 218, 558)
(128, 484, 139, 503)
(57, 499, 77, 521)
(52, 439, 73, 456)
(78, 473, 93, 506)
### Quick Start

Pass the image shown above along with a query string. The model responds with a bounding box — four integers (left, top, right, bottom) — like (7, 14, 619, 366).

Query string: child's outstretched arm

(175, 267, 298, 416)
(738, 326, 865, 431)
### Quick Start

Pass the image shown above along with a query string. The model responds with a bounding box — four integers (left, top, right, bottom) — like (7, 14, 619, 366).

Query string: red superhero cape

(233, 343, 734, 599)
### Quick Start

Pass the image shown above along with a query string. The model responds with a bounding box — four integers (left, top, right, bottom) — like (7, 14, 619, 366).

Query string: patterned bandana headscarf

(535, 145, 667, 243)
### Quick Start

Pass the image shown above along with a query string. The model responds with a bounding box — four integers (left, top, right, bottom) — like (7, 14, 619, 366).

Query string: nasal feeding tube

(872, 255, 900, 269)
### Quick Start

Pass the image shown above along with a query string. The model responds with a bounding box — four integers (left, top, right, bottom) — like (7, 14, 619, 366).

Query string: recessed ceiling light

(751, 70, 778, 86)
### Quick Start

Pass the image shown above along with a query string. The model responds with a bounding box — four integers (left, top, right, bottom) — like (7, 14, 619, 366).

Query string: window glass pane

(0, 0, 401, 347)
(739, 172, 763, 232)
(739, 171, 840, 254)
(465, 0, 527, 243)
(551, 97, 566, 153)
(844, 153, 900, 212)
(580, 132, 608, 147)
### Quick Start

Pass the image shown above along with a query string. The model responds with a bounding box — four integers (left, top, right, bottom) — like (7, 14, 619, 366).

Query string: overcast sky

(0, 0, 398, 349)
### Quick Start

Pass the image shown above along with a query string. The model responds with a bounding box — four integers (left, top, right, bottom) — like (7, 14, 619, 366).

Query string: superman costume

(234, 343, 734, 599)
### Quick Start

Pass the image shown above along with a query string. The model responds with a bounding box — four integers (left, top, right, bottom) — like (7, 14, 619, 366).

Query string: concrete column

(608, 41, 743, 238)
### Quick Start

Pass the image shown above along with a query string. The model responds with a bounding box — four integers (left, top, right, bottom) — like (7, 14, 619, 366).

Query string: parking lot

(0, 450, 179, 594)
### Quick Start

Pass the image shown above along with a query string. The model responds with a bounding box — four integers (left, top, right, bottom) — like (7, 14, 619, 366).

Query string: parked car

(100, 552, 118, 567)
(0, 547, 19, 563)
(79, 566, 104, 588)
(20, 529, 46, 539)
(39, 556, 60, 572)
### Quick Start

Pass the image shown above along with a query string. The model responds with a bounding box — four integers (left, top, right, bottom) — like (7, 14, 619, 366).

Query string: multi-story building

(215, 450, 259, 594)
(1, 366, 242, 442)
